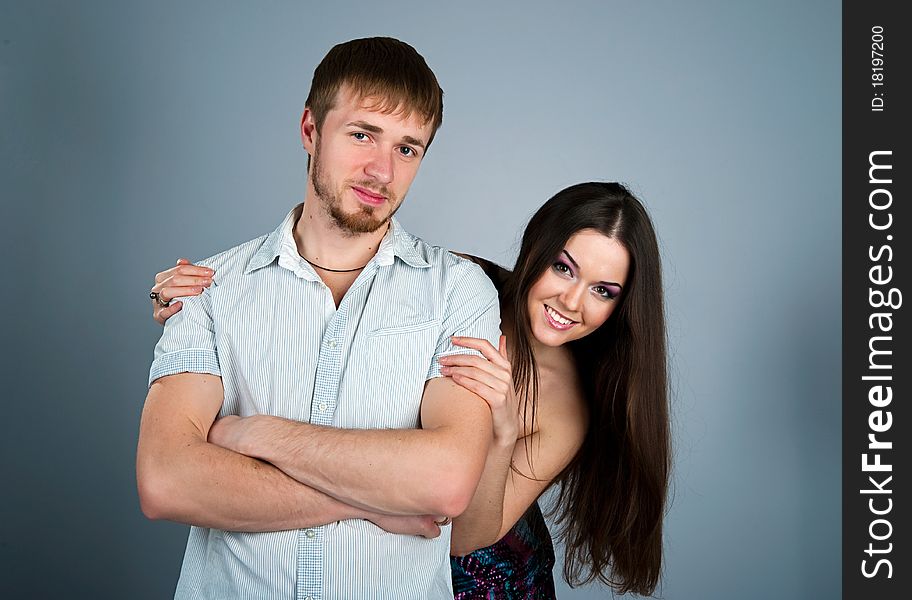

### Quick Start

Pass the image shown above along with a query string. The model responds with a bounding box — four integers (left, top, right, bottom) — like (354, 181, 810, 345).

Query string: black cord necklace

(302, 256, 368, 273)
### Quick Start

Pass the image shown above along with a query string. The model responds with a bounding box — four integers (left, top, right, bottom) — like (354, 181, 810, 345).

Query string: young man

(137, 38, 499, 599)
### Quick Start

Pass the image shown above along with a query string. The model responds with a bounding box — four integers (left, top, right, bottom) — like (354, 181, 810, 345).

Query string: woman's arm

(450, 422, 586, 556)
(442, 338, 587, 556)
(449, 432, 516, 555)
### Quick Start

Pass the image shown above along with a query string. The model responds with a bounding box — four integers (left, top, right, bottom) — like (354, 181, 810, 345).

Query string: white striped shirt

(149, 204, 501, 600)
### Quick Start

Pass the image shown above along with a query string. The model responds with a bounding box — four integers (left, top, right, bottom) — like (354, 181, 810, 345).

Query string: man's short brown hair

(306, 37, 444, 149)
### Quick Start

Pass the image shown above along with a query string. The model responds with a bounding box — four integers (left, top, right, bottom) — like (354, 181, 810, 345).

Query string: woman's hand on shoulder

(439, 336, 520, 447)
(151, 258, 214, 325)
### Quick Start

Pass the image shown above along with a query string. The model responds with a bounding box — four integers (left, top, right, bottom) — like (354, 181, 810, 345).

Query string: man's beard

(311, 151, 400, 236)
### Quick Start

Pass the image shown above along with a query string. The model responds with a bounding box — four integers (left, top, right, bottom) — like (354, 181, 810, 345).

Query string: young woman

(150, 182, 669, 598)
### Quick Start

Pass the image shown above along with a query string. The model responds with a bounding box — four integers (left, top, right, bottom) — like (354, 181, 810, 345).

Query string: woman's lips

(543, 304, 577, 330)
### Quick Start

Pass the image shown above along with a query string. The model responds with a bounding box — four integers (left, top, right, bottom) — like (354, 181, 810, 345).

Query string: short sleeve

(148, 288, 220, 387)
(426, 263, 501, 380)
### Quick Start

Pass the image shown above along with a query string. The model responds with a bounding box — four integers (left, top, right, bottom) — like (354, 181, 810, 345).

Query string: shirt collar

(386, 217, 431, 269)
(245, 204, 431, 275)
(244, 204, 300, 274)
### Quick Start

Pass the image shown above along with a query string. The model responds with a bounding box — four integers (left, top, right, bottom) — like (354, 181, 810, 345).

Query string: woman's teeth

(546, 305, 573, 325)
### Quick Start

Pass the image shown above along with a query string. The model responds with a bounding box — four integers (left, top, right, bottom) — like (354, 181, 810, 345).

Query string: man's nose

(364, 148, 393, 184)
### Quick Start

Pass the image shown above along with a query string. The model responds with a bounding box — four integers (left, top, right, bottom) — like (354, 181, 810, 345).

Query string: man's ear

(301, 108, 317, 153)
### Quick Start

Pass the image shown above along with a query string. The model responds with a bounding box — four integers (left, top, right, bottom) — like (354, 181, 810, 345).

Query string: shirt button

(304, 596, 313, 600)
(305, 529, 316, 538)
(327, 340, 337, 348)
(318, 402, 328, 412)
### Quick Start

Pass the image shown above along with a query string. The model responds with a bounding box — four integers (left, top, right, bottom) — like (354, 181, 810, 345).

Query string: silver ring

(150, 291, 170, 307)
(434, 517, 450, 527)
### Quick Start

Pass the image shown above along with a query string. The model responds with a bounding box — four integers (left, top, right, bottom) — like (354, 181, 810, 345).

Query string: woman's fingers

(176, 263, 213, 277)
(154, 286, 206, 303)
(151, 275, 213, 303)
(439, 353, 499, 371)
(155, 261, 214, 284)
(160, 275, 213, 289)
(166, 265, 214, 280)
(448, 370, 520, 442)
(151, 260, 213, 324)
(448, 371, 502, 406)
(439, 355, 510, 386)
(450, 336, 510, 368)
(154, 300, 183, 325)
(442, 365, 506, 395)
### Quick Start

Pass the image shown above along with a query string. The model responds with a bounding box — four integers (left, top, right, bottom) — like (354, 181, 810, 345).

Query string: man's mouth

(352, 186, 387, 206)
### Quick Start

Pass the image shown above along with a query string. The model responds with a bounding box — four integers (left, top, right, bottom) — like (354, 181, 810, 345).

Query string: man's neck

(293, 199, 389, 272)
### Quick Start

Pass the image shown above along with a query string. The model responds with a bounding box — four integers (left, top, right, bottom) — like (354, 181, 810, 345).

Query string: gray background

(0, 1, 840, 598)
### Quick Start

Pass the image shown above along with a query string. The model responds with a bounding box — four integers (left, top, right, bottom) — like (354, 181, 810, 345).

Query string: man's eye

(399, 146, 415, 157)
(352, 132, 368, 141)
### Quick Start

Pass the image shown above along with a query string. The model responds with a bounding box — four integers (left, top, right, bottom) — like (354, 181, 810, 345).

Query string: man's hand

(208, 415, 258, 453)
(366, 514, 444, 539)
(207, 415, 446, 538)
(224, 379, 492, 517)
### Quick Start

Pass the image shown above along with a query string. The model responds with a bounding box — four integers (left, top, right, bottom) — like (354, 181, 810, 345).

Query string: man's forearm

(137, 435, 370, 531)
(226, 416, 488, 517)
(138, 375, 434, 534)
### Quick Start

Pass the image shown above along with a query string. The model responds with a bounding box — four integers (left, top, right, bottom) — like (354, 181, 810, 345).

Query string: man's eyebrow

(401, 136, 426, 150)
(346, 121, 426, 150)
(347, 120, 383, 134)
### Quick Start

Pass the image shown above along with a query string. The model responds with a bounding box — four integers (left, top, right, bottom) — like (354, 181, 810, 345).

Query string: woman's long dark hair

(502, 182, 669, 595)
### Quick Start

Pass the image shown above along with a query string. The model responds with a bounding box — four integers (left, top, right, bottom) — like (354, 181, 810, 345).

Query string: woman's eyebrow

(562, 250, 623, 289)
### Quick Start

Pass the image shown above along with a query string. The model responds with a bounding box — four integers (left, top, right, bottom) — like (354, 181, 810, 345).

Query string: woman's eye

(594, 286, 618, 300)
(552, 261, 572, 275)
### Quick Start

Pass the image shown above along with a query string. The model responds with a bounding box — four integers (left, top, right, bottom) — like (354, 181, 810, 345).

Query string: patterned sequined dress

(451, 503, 556, 599)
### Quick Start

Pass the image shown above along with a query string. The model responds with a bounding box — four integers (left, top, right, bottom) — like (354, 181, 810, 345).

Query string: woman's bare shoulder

(531, 346, 588, 435)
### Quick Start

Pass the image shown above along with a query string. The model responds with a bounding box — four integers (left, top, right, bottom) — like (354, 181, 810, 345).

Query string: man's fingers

(423, 518, 442, 538)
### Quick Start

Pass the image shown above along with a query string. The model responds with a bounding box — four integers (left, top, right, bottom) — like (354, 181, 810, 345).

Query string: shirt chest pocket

(339, 320, 440, 429)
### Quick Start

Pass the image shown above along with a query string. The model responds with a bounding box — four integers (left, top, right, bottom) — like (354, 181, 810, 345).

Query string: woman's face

(526, 229, 630, 347)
